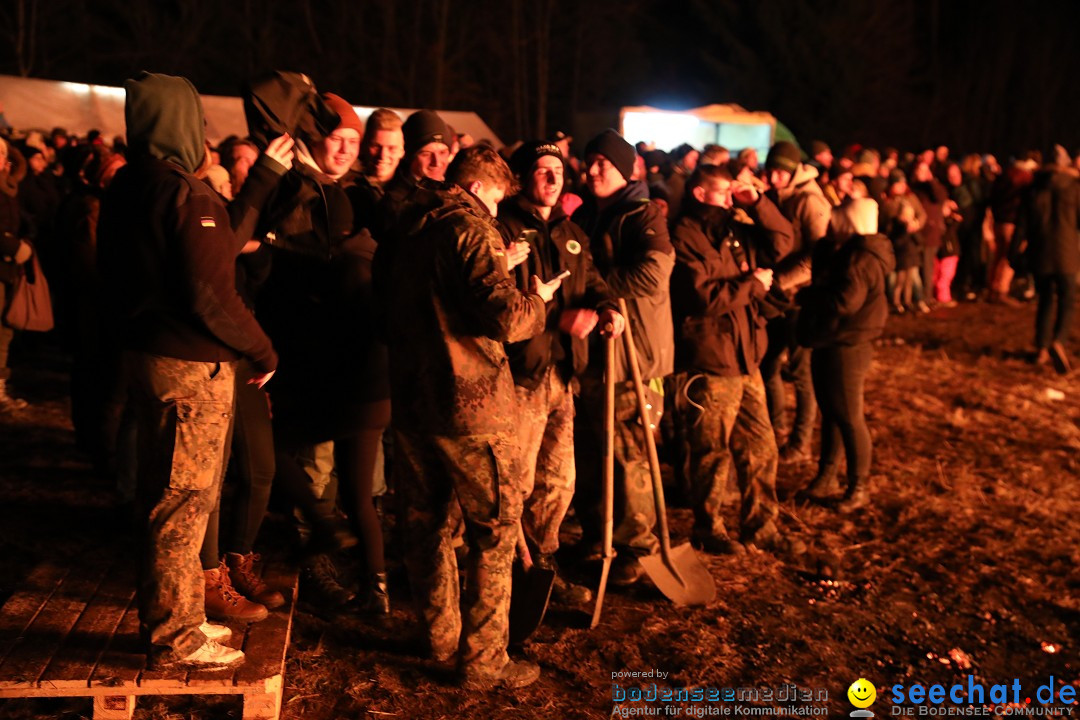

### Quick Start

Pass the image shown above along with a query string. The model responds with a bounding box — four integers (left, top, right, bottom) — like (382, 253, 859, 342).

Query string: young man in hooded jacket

(97, 72, 282, 670)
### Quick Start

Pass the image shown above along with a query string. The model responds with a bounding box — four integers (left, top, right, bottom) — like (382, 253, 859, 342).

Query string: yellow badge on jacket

(565, 240, 581, 255)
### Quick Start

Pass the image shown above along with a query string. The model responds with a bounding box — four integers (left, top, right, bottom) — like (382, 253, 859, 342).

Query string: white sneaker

(178, 639, 244, 669)
(199, 620, 232, 643)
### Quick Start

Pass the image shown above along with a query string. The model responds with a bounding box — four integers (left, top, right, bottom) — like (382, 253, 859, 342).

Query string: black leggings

(810, 343, 873, 482)
(334, 400, 391, 574)
(200, 362, 276, 569)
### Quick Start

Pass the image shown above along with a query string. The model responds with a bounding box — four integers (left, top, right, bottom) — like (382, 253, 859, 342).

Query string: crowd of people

(0, 70, 1075, 691)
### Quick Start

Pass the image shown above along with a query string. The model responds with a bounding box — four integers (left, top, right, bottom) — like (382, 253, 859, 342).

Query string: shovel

(508, 522, 555, 644)
(618, 298, 716, 607)
(590, 329, 617, 628)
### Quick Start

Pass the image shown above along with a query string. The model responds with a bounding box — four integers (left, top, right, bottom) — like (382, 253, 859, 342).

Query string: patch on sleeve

(200, 216, 217, 228)
(566, 239, 582, 255)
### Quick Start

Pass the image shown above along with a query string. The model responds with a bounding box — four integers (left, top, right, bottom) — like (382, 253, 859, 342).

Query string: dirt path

(1, 300, 1077, 719)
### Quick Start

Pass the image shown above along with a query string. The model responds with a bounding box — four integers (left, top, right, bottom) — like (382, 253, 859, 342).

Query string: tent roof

(621, 103, 776, 127)
(0, 75, 502, 147)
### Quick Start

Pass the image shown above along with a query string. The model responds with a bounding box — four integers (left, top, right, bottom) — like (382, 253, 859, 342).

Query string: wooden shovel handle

(617, 299, 674, 559)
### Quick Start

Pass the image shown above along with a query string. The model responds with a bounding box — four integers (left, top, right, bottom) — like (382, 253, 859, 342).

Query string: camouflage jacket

(385, 186, 546, 435)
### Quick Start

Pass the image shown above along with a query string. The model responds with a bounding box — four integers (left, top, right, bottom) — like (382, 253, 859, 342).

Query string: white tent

(0, 75, 503, 147)
(620, 103, 777, 159)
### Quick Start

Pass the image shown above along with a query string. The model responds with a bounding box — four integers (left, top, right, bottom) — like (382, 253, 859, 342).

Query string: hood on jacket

(831, 197, 878, 241)
(777, 163, 823, 202)
(852, 232, 896, 274)
(124, 72, 205, 174)
(244, 71, 340, 152)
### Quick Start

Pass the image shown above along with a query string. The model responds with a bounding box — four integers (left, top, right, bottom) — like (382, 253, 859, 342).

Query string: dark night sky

(3, 0, 1078, 157)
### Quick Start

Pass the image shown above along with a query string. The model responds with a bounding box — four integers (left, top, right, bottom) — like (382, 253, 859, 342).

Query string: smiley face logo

(847, 678, 876, 708)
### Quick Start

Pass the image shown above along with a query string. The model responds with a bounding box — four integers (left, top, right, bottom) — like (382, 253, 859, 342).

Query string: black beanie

(810, 140, 830, 157)
(509, 141, 564, 179)
(403, 110, 450, 157)
(765, 141, 801, 173)
(584, 129, 635, 181)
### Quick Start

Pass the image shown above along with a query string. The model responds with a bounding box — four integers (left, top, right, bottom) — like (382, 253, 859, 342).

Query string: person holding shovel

(572, 129, 675, 586)
(670, 163, 802, 555)
(498, 141, 625, 606)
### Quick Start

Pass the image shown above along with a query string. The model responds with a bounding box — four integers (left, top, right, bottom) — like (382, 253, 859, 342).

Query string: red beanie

(322, 93, 363, 135)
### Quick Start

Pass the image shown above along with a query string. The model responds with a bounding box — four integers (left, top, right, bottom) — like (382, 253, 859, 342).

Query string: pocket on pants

(448, 435, 522, 525)
(169, 399, 232, 491)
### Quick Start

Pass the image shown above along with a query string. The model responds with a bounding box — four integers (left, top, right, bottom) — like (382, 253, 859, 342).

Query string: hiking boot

(550, 573, 593, 605)
(1050, 342, 1072, 375)
(301, 553, 355, 610)
(225, 552, 285, 609)
(460, 659, 541, 690)
(796, 467, 841, 503)
(534, 553, 592, 604)
(205, 562, 269, 623)
(836, 482, 870, 513)
(778, 442, 811, 464)
(199, 620, 231, 643)
(177, 639, 244, 669)
(693, 532, 746, 556)
(353, 572, 390, 615)
(609, 555, 646, 586)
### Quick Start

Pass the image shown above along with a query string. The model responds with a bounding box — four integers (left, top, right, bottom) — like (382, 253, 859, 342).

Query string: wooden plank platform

(0, 558, 298, 720)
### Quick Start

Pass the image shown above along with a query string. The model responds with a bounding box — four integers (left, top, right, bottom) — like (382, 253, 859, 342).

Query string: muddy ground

(0, 299, 1077, 719)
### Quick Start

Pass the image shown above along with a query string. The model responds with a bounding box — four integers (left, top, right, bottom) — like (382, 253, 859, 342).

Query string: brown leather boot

(205, 561, 268, 623)
(225, 552, 285, 610)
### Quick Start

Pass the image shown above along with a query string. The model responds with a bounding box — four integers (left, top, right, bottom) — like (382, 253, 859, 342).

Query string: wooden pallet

(0, 558, 298, 719)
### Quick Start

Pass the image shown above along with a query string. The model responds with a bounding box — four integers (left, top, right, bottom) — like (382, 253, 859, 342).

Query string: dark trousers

(1034, 273, 1077, 349)
(761, 313, 816, 449)
(810, 343, 873, 483)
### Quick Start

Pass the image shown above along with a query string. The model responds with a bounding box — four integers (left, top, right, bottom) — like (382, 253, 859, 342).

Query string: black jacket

(797, 233, 896, 348)
(497, 195, 615, 389)
(1013, 167, 1080, 276)
(98, 156, 277, 373)
(574, 182, 675, 382)
(670, 196, 793, 377)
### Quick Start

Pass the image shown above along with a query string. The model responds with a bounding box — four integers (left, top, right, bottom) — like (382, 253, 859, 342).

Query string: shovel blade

(639, 543, 716, 607)
(509, 561, 556, 644)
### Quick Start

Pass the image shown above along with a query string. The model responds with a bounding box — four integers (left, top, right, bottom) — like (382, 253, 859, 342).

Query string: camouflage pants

(129, 352, 235, 665)
(684, 371, 778, 542)
(395, 429, 524, 675)
(515, 368, 575, 556)
(574, 378, 662, 556)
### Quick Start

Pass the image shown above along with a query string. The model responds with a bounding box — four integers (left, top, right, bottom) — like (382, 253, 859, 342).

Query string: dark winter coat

(1013, 167, 1080, 276)
(671, 196, 794, 377)
(797, 233, 896, 348)
(574, 181, 675, 382)
(498, 195, 615, 390)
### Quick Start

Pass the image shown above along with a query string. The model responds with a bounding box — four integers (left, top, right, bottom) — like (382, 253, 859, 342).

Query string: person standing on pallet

(497, 141, 625, 606)
(98, 72, 286, 670)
